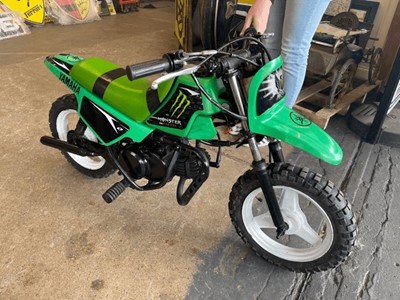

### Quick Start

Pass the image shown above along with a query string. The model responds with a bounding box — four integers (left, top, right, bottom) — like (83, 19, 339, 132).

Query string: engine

(116, 137, 210, 185)
(117, 140, 171, 182)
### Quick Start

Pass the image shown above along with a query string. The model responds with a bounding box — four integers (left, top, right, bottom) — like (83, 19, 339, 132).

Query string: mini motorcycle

(40, 30, 356, 273)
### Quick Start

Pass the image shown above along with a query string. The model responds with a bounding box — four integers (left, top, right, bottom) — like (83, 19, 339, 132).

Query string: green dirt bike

(40, 30, 356, 273)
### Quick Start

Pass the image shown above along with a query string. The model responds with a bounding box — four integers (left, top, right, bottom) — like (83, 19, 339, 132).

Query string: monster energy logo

(170, 90, 190, 118)
(151, 116, 182, 126)
(148, 86, 200, 129)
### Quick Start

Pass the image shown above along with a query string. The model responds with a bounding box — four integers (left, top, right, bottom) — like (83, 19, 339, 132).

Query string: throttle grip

(126, 54, 174, 81)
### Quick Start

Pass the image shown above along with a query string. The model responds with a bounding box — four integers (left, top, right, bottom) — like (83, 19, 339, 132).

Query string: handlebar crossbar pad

(126, 54, 174, 81)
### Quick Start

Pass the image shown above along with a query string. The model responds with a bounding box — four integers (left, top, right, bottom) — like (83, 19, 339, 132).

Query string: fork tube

(269, 140, 285, 163)
(227, 71, 262, 162)
(227, 70, 288, 237)
(226, 71, 247, 126)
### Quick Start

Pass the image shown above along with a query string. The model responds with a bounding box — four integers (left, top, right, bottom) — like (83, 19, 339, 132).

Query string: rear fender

(44, 54, 154, 145)
(248, 57, 343, 165)
(44, 54, 84, 79)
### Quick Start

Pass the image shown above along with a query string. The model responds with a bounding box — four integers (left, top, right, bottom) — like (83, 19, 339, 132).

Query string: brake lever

(185, 50, 218, 56)
(151, 65, 199, 90)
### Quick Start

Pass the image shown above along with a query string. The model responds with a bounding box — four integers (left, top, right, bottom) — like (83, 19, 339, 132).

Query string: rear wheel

(49, 94, 116, 178)
(229, 163, 356, 273)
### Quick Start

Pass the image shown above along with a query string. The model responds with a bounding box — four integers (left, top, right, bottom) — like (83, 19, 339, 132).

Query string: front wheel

(229, 163, 356, 273)
(49, 94, 116, 178)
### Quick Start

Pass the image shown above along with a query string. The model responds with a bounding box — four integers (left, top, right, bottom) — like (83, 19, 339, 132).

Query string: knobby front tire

(229, 163, 356, 273)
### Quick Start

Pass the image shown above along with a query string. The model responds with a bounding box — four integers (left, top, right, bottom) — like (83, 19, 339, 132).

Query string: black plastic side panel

(80, 97, 129, 143)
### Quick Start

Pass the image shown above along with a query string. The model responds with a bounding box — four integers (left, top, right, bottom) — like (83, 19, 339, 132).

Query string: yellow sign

(175, 0, 185, 48)
(75, 0, 90, 20)
(1, 0, 45, 25)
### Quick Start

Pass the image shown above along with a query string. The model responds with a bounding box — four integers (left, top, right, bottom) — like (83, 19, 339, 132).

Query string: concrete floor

(2, 2, 400, 300)
(0, 2, 278, 299)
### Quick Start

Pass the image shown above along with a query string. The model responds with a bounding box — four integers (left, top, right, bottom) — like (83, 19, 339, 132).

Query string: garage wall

(353, 0, 399, 81)
(369, 0, 399, 49)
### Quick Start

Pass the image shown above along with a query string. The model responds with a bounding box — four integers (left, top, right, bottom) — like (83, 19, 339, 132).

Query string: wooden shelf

(294, 81, 379, 129)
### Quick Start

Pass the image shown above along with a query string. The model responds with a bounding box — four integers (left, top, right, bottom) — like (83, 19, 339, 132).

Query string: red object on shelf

(117, 0, 139, 13)
(119, 0, 139, 4)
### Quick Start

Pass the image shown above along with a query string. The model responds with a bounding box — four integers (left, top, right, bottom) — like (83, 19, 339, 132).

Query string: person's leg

(281, 0, 330, 107)
(263, 0, 286, 59)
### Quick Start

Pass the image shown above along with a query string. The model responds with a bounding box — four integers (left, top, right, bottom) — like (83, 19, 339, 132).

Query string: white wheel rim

(56, 109, 106, 170)
(242, 186, 334, 262)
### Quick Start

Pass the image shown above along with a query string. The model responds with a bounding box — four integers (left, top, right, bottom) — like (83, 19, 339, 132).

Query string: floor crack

(340, 141, 363, 193)
(332, 267, 345, 299)
(357, 147, 394, 299)
(285, 273, 310, 300)
(255, 271, 273, 300)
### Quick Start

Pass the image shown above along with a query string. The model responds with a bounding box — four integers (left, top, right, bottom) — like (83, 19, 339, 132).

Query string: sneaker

(243, 137, 269, 148)
(227, 123, 269, 147)
(226, 123, 243, 136)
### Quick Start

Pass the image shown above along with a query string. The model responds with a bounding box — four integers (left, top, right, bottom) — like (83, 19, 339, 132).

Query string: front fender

(249, 101, 342, 165)
(248, 57, 342, 165)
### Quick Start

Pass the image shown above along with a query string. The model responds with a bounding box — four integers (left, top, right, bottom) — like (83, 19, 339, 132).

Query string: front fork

(227, 71, 288, 237)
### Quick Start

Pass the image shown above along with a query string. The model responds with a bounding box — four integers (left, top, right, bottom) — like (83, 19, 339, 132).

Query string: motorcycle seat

(70, 57, 156, 122)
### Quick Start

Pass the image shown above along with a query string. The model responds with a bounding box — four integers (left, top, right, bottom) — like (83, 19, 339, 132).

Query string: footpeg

(102, 180, 129, 203)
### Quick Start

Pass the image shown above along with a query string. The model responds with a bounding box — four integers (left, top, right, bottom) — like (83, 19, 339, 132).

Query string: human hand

(240, 0, 273, 36)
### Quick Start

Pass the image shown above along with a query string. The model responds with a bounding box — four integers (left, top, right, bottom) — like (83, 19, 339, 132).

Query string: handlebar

(126, 53, 185, 81)
(125, 29, 270, 82)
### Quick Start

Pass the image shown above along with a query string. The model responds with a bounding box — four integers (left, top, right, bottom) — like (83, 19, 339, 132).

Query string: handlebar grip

(126, 55, 174, 81)
(243, 26, 258, 36)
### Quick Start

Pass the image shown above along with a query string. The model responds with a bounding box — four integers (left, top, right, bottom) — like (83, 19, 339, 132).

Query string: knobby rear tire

(49, 94, 116, 178)
(229, 163, 356, 273)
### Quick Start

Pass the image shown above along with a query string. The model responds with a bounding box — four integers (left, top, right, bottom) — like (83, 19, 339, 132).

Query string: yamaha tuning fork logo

(290, 112, 311, 127)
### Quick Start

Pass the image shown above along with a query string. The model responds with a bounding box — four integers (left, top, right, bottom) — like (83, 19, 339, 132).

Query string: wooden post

(379, 1, 400, 85)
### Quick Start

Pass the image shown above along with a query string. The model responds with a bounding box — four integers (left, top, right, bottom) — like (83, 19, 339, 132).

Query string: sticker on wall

(1, 0, 45, 25)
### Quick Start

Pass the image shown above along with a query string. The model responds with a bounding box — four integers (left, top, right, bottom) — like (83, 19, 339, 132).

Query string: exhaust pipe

(40, 136, 102, 157)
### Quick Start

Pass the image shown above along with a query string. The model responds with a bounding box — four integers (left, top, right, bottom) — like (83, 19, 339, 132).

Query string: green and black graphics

(257, 67, 285, 115)
(148, 84, 203, 129)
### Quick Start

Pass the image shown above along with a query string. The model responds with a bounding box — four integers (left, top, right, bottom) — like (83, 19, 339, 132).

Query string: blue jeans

(264, 0, 331, 108)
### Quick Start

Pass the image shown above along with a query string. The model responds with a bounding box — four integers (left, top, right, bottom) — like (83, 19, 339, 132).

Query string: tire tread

(49, 94, 115, 178)
(229, 163, 356, 273)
